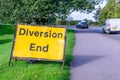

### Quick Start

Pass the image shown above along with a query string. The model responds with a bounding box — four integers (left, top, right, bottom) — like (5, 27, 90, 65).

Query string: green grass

(0, 29, 75, 80)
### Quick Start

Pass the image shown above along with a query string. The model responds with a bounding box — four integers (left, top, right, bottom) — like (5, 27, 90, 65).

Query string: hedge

(0, 24, 15, 34)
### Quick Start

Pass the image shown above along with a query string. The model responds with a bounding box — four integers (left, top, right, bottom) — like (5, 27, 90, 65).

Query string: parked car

(76, 21, 88, 29)
(103, 19, 120, 34)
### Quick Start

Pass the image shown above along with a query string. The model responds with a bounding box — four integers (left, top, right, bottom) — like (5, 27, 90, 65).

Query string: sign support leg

(62, 61, 65, 69)
(9, 57, 12, 66)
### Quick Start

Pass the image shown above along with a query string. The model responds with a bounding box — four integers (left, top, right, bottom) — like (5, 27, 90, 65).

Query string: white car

(103, 19, 120, 34)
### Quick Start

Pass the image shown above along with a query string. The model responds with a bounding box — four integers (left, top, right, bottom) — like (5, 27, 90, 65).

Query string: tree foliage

(99, 0, 120, 25)
(0, 0, 103, 24)
(93, 5, 101, 21)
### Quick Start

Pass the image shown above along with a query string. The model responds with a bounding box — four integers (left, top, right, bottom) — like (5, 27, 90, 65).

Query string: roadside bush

(57, 20, 79, 25)
(69, 20, 79, 25)
(0, 24, 15, 34)
(57, 20, 67, 25)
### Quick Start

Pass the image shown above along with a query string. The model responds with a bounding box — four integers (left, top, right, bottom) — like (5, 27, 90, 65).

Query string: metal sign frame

(9, 24, 67, 69)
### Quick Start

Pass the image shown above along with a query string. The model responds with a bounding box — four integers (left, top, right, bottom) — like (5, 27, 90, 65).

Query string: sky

(69, 0, 107, 21)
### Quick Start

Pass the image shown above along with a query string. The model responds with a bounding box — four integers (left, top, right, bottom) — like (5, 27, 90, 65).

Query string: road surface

(70, 27, 120, 80)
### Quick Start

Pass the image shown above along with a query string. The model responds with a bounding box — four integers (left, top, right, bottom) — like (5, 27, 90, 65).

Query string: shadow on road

(71, 55, 105, 68)
(75, 28, 103, 34)
(67, 27, 103, 34)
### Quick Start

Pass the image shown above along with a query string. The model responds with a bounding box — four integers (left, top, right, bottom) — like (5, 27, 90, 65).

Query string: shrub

(0, 24, 15, 34)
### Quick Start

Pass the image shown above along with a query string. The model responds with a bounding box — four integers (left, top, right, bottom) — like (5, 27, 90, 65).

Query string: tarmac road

(70, 28, 120, 80)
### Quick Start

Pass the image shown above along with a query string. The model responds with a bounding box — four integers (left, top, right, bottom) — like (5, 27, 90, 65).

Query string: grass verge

(0, 29, 75, 80)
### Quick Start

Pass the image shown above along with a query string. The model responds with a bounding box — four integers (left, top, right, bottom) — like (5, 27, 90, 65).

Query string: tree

(99, 0, 120, 25)
(93, 5, 101, 22)
(0, 0, 104, 24)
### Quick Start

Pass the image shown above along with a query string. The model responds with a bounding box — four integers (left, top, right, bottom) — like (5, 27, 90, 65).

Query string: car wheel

(105, 29, 111, 34)
(103, 29, 105, 33)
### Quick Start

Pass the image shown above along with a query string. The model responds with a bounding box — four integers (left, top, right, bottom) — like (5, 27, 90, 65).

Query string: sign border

(9, 24, 67, 69)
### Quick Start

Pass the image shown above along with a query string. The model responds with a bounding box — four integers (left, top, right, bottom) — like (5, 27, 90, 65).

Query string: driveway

(70, 28, 120, 80)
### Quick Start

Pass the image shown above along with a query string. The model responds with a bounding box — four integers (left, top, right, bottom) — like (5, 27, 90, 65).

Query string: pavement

(70, 29, 120, 80)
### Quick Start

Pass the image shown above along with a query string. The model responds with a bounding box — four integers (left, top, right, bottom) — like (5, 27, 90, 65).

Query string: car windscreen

(81, 22, 87, 25)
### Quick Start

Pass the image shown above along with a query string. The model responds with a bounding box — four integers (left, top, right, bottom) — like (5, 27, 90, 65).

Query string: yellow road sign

(12, 24, 66, 61)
